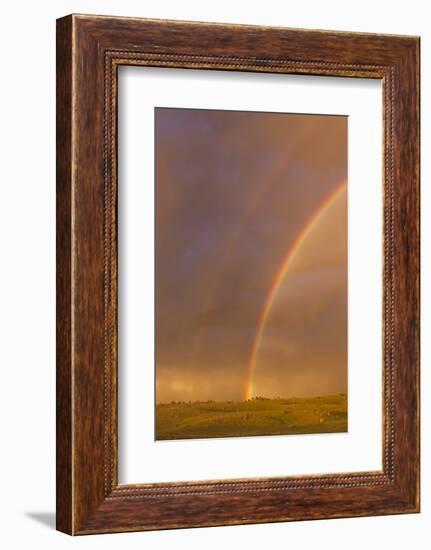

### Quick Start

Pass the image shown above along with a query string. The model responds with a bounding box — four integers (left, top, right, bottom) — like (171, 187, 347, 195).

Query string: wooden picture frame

(56, 14, 420, 535)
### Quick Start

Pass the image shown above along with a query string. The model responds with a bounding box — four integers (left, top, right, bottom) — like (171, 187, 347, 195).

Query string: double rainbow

(191, 124, 314, 360)
(244, 180, 347, 400)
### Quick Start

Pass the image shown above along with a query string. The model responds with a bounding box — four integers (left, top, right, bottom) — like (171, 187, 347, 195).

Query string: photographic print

(155, 107, 347, 441)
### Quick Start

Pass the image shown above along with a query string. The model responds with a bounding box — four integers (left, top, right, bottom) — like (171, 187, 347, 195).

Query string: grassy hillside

(156, 394, 347, 440)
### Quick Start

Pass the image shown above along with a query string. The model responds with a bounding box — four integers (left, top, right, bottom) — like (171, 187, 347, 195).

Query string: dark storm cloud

(155, 107, 347, 402)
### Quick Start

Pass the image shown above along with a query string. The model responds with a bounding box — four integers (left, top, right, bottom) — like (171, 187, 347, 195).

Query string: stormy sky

(155, 107, 347, 403)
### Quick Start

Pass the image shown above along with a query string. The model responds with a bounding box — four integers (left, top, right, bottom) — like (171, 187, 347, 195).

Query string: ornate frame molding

(57, 15, 419, 534)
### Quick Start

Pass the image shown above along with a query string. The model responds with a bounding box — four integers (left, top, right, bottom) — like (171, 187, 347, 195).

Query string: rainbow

(191, 123, 314, 360)
(244, 180, 347, 400)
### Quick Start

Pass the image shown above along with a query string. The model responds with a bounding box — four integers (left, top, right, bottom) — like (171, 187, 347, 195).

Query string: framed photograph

(56, 14, 420, 535)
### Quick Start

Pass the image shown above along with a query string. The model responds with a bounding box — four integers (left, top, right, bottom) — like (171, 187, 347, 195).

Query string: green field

(155, 394, 347, 440)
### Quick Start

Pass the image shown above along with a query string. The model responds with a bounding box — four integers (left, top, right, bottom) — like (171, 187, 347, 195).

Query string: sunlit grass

(155, 393, 347, 440)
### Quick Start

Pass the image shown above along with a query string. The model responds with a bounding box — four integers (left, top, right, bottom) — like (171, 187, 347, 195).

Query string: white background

(0, 1, 428, 548)
(118, 67, 382, 483)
